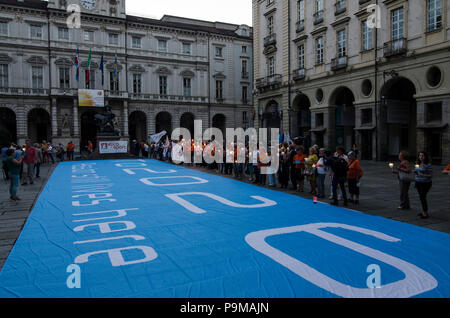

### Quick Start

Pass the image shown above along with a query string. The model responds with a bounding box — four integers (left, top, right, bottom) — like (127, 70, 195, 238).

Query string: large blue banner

(0, 159, 449, 298)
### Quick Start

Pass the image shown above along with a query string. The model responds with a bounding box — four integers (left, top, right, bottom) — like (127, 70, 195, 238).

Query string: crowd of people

(129, 136, 448, 219)
(1, 140, 78, 201)
(2, 136, 448, 217)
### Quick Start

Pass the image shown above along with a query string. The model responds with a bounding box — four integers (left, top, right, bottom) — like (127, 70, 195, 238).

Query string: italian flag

(86, 49, 92, 86)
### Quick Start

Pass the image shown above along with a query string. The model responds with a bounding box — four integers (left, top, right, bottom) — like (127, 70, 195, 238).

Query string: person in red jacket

(347, 151, 363, 204)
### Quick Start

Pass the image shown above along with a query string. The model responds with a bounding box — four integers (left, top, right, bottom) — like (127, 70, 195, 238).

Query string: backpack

(334, 157, 349, 175)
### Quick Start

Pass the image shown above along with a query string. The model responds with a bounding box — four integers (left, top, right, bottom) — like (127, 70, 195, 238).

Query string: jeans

(10, 174, 19, 196)
(416, 182, 432, 213)
(22, 162, 34, 184)
(399, 180, 411, 209)
(317, 173, 326, 197)
(332, 176, 347, 203)
(34, 162, 41, 178)
(268, 173, 276, 186)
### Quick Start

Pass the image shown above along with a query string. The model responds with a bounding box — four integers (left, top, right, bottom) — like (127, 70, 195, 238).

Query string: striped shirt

(416, 164, 433, 183)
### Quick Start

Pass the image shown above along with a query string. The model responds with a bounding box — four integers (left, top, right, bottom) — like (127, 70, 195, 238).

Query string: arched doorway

(180, 112, 195, 137)
(155, 112, 172, 136)
(81, 111, 99, 150)
(28, 108, 51, 143)
(129, 111, 147, 142)
(212, 114, 226, 136)
(380, 77, 417, 160)
(330, 87, 355, 151)
(262, 100, 281, 130)
(291, 94, 311, 141)
(0, 107, 17, 146)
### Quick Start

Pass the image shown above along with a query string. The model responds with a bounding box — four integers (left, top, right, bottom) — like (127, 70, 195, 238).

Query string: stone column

(51, 98, 58, 138)
(73, 98, 79, 137)
(123, 100, 129, 137)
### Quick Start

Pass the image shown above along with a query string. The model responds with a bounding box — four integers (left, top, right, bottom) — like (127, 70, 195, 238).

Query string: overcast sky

(126, 0, 252, 26)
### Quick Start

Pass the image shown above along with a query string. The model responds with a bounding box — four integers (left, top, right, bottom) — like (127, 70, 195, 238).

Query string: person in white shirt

(316, 148, 328, 198)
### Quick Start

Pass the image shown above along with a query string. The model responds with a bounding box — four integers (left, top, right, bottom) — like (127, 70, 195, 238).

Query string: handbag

(399, 170, 415, 182)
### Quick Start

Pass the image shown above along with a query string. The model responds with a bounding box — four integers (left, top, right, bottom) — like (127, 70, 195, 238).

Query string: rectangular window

(316, 36, 324, 65)
(361, 109, 373, 125)
(242, 60, 248, 74)
(298, 0, 305, 22)
(159, 76, 167, 95)
(30, 25, 42, 39)
(158, 40, 167, 52)
(109, 33, 119, 46)
(298, 44, 305, 69)
(32, 66, 43, 89)
(182, 42, 191, 54)
(267, 16, 274, 35)
(59, 67, 70, 89)
(316, 113, 324, 127)
(58, 27, 69, 40)
(0, 22, 7, 35)
(183, 78, 191, 97)
(132, 36, 141, 48)
(242, 45, 247, 54)
(268, 56, 275, 76)
(362, 20, 373, 51)
(427, 0, 442, 31)
(215, 46, 223, 57)
(0, 64, 8, 87)
(242, 86, 248, 102)
(133, 73, 142, 94)
(426, 102, 442, 122)
(84, 31, 94, 42)
(216, 80, 223, 99)
(391, 7, 404, 41)
(337, 29, 346, 58)
(110, 71, 119, 92)
(243, 111, 248, 124)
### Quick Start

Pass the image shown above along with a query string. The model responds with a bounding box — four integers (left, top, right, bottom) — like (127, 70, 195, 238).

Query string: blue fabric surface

(0, 159, 449, 298)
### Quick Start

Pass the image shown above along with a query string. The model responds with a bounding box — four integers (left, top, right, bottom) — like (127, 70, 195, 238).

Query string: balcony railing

(335, 1, 346, 15)
(292, 68, 306, 81)
(384, 38, 407, 57)
(256, 74, 282, 89)
(331, 56, 348, 71)
(314, 10, 324, 24)
(264, 33, 277, 47)
(130, 93, 208, 103)
(0, 87, 51, 96)
(296, 20, 305, 33)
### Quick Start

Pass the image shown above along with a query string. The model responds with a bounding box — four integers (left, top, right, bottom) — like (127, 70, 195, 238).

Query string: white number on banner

(165, 192, 277, 214)
(123, 168, 177, 175)
(140, 176, 209, 187)
(75, 246, 158, 267)
(245, 223, 438, 298)
(115, 163, 147, 168)
(74, 235, 146, 245)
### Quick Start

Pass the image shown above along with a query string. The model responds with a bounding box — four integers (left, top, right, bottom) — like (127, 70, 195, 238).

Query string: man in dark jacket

(329, 146, 349, 206)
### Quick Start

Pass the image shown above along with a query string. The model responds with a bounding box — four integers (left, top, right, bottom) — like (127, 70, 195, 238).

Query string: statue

(95, 106, 119, 136)
(62, 114, 70, 129)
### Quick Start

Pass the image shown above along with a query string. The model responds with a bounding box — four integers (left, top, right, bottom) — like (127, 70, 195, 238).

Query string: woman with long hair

(393, 151, 413, 210)
(415, 151, 433, 219)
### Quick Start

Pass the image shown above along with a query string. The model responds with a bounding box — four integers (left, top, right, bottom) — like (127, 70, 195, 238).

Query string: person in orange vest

(442, 164, 450, 175)
(347, 151, 363, 204)
(66, 141, 75, 161)
(87, 141, 93, 154)
(293, 145, 306, 192)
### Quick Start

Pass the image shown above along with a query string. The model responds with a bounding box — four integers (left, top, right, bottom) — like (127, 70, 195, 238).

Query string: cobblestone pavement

(0, 159, 448, 272)
(0, 163, 56, 271)
(180, 160, 450, 234)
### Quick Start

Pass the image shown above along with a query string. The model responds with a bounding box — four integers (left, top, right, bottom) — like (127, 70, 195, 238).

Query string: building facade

(0, 0, 253, 149)
(253, 0, 450, 164)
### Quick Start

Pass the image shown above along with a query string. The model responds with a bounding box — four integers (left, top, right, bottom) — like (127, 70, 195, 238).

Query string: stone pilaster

(51, 98, 58, 138)
(73, 98, 79, 137)
(123, 100, 129, 137)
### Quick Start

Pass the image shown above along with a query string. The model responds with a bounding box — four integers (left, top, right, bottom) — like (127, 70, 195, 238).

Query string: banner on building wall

(98, 140, 128, 154)
(78, 89, 105, 107)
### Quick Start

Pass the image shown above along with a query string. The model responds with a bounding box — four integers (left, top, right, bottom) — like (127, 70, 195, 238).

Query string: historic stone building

(0, 0, 253, 149)
(253, 0, 450, 164)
